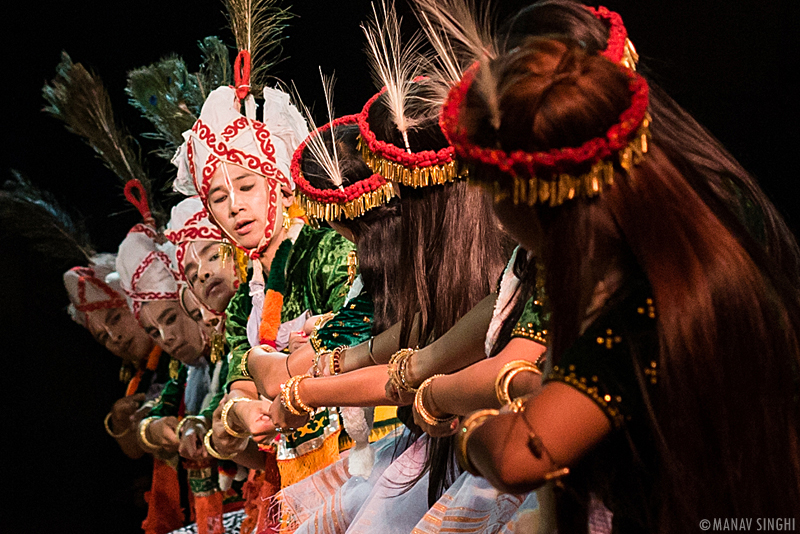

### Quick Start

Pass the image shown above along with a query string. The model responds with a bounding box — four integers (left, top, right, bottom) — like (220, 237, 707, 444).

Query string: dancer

(444, 32, 800, 532)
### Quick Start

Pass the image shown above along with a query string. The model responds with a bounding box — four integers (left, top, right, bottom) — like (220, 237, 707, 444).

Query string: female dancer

(444, 34, 800, 532)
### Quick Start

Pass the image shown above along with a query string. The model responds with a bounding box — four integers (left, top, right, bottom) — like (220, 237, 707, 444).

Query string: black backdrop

(1, 1, 797, 532)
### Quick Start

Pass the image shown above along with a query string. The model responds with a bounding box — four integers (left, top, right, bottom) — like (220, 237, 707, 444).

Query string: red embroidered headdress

(64, 254, 127, 327)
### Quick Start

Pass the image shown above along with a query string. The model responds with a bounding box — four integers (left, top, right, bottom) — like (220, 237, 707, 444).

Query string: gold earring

(282, 208, 292, 231)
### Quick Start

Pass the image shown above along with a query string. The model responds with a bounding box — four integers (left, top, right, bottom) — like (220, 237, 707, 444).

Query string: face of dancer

(180, 285, 223, 333)
(85, 306, 154, 363)
(181, 240, 238, 313)
(206, 163, 286, 250)
(138, 300, 206, 365)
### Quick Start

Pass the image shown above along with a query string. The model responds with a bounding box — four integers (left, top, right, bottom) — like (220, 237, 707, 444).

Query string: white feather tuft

(293, 70, 344, 188)
(411, 0, 501, 129)
(362, 0, 429, 152)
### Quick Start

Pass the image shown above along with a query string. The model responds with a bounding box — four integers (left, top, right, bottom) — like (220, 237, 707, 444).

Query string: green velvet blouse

(543, 279, 659, 532)
(226, 224, 356, 385)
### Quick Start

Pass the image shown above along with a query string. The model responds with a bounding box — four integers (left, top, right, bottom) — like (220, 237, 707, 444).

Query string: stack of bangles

(414, 375, 457, 427)
(387, 348, 417, 393)
(495, 359, 543, 410)
(280, 374, 315, 416)
(221, 397, 253, 438)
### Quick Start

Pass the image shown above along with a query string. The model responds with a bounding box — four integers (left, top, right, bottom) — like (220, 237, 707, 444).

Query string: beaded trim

(511, 323, 548, 345)
(357, 135, 466, 188)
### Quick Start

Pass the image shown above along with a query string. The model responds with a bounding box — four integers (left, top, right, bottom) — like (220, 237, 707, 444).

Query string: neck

(257, 219, 303, 274)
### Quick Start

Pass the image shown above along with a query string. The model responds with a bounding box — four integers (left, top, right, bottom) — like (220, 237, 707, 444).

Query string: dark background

(1, 1, 797, 532)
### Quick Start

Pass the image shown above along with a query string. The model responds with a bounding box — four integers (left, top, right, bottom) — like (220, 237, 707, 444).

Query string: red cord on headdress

(233, 50, 252, 101)
(124, 179, 155, 225)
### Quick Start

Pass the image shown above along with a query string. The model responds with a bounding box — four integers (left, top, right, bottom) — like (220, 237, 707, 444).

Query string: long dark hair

(367, 82, 510, 504)
(302, 82, 510, 503)
(462, 36, 800, 532)
(301, 123, 403, 334)
(499, 0, 800, 281)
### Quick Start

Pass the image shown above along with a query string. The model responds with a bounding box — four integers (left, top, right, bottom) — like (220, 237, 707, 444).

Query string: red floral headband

(586, 5, 639, 71)
(440, 58, 650, 206)
(292, 114, 398, 222)
(357, 82, 466, 188)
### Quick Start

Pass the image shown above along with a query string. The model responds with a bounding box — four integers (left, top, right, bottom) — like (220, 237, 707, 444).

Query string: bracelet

(456, 409, 500, 476)
(534, 351, 547, 370)
(387, 348, 418, 392)
(494, 360, 542, 406)
(285, 354, 292, 378)
(203, 429, 237, 460)
(414, 375, 457, 427)
(138, 416, 160, 450)
(221, 397, 253, 438)
(368, 337, 379, 365)
(329, 346, 347, 375)
(291, 374, 315, 414)
(517, 412, 571, 484)
(176, 415, 208, 440)
(280, 375, 306, 416)
(104, 411, 130, 439)
(240, 346, 254, 379)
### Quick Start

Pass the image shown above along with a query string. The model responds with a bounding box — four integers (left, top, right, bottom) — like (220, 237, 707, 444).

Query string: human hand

(268, 396, 310, 431)
(385, 375, 415, 405)
(211, 402, 249, 457)
(145, 416, 180, 453)
(412, 402, 459, 438)
(288, 331, 309, 353)
(178, 420, 209, 460)
(111, 393, 145, 434)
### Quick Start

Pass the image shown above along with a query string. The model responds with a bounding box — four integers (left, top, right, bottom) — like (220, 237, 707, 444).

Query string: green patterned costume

(225, 225, 355, 386)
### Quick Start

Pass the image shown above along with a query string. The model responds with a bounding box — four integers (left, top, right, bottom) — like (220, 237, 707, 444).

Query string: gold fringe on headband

(358, 137, 467, 188)
(296, 181, 399, 222)
(493, 114, 650, 207)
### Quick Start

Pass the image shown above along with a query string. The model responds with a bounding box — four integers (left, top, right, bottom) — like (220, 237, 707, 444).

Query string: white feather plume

(361, 0, 430, 152)
(293, 70, 344, 188)
(411, 0, 501, 130)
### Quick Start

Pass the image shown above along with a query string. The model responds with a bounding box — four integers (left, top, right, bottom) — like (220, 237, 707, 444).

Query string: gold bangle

(494, 360, 542, 406)
(176, 415, 208, 440)
(280, 376, 305, 416)
(329, 346, 347, 375)
(387, 348, 418, 392)
(291, 374, 315, 414)
(414, 375, 457, 426)
(138, 416, 160, 450)
(203, 429, 237, 460)
(456, 409, 500, 476)
(240, 346, 255, 379)
(221, 397, 253, 438)
(104, 411, 130, 439)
